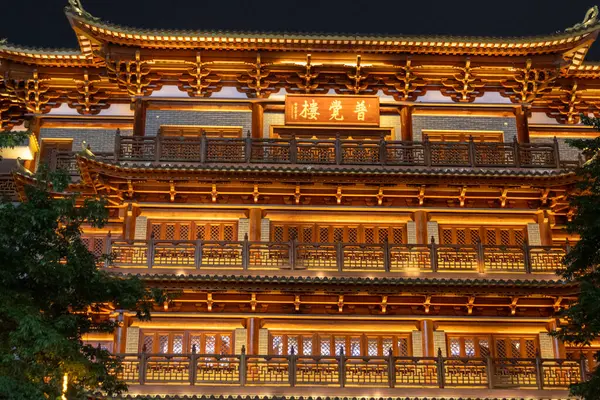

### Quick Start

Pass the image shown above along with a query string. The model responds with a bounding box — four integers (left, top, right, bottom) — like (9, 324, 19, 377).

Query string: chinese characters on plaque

(285, 95, 379, 126)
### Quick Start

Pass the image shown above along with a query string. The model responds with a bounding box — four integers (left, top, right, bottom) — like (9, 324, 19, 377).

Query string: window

(271, 223, 406, 243)
(149, 221, 237, 241)
(81, 236, 106, 258)
(447, 335, 538, 358)
(439, 226, 526, 246)
(269, 333, 411, 356)
(39, 139, 72, 166)
(140, 331, 233, 354)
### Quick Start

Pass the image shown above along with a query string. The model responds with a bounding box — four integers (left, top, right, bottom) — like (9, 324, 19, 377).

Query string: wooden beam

(400, 106, 413, 141)
(515, 106, 530, 143)
(133, 98, 147, 136)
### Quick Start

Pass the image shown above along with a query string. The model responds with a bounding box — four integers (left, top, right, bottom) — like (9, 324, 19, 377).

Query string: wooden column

(515, 105, 530, 143)
(252, 102, 264, 138)
(133, 98, 147, 136)
(421, 320, 435, 357)
(538, 211, 553, 246)
(400, 106, 413, 141)
(548, 320, 565, 359)
(247, 317, 261, 355)
(248, 208, 262, 241)
(414, 210, 428, 244)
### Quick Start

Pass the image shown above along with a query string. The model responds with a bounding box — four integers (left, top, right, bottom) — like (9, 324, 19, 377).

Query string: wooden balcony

(114, 349, 584, 392)
(101, 236, 567, 276)
(109, 133, 574, 169)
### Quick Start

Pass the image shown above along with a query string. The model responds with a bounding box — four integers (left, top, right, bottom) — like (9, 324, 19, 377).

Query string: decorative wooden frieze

(501, 59, 559, 104)
(178, 52, 223, 97)
(66, 70, 110, 115)
(5, 71, 62, 114)
(440, 60, 485, 103)
(381, 60, 427, 101)
(106, 50, 159, 98)
(237, 54, 280, 98)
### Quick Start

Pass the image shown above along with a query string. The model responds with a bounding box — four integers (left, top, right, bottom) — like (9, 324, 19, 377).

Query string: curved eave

(67, 9, 600, 57)
(0, 44, 95, 67)
(112, 272, 578, 295)
(77, 156, 579, 187)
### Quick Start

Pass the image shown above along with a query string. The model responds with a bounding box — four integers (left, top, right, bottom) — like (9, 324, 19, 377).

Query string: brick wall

(380, 114, 401, 140)
(531, 137, 580, 162)
(412, 115, 517, 142)
(39, 128, 133, 153)
(263, 112, 285, 138)
(145, 110, 252, 136)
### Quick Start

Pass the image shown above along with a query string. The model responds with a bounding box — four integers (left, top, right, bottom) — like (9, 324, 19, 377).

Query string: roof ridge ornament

(66, 0, 98, 21)
(565, 5, 599, 32)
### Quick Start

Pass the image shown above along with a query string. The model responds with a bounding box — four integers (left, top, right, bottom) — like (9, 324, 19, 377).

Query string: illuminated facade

(2, 2, 600, 399)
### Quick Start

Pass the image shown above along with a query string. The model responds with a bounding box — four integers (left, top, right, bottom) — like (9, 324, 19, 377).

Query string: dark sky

(2, 0, 600, 60)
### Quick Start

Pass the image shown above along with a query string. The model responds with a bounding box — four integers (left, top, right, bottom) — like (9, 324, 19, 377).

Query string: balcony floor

(123, 384, 571, 399)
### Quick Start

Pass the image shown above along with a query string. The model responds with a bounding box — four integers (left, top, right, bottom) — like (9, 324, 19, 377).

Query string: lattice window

(190, 335, 201, 353)
(196, 225, 206, 240)
(92, 238, 104, 257)
(334, 228, 343, 242)
(220, 335, 231, 354)
(179, 225, 190, 240)
(382, 338, 393, 356)
(525, 340, 536, 358)
(152, 224, 161, 239)
(511, 340, 521, 357)
(350, 338, 361, 356)
(397, 338, 409, 356)
(320, 338, 331, 356)
(335, 337, 345, 355)
(450, 338, 461, 357)
(500, 230, 510, 246)
(378, 228, 389, 243)
(478, 339, 490, 357)
(273, 226, 284, 242)
(288, 227, 298, 241)
(365, 228, 375, 244)
(465, 339, 475, 357)
(442, 229, 453, 244)
(165, 225, 175, 240)
(303, 227, 313, 243)
(210, 225, 220, 240)
(143, 335, 154, 353)
(496, 339, 507, 358)
(368, 338, 378, 356)
(348, 228, 358, 243)
(223, 225, 234, 241)
(470, 230, 481, 244)
(302, 337, 312, 355)
(457, 229, 466, 245)
(271, 335, 283, 355)
(205, 334, 216, 354)
(158, 335, 169, 353)
(288, 336, 298, 355)
(172, 335, 183, 354)
(82, 237, 90, 250)
(319, 228, 329, 242)
(392, 228, 403, 244)
(514, 230, 525, 246)
(486, 230, 497, 245)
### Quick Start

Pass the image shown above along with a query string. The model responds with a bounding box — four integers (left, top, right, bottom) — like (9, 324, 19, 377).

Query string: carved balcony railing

(101, 235, 568, 274)
(113, 133, 573, 169)
(47, 150, 114, 177)
(114, 348, 584, 390)
(0, 173, 18, 201)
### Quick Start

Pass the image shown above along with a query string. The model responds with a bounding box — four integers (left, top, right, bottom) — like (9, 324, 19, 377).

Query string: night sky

(2, 0, 600, 60)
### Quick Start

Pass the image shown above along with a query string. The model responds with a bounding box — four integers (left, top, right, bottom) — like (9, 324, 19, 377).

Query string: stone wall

(39, 128, 133, 153)
(412, 115, 517, 142)
(145, 110, 252, 136)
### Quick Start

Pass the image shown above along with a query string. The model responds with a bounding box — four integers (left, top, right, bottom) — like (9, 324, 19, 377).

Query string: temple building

(3, 1, 600, 399)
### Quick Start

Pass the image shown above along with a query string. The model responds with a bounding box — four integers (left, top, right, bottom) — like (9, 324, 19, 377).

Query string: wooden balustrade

(102, 235, 567, 274)
(114, 348, 584, 389)
(112, 133, 569, 169)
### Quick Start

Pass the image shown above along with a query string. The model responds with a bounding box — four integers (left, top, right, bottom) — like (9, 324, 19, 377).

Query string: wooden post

(335, 134, 342, 165)
(247, 318, 260, 355)
(387, 348, 395, 388)
(133, 98, 147, 136)
(486, 355, 494, 389)
(248, 208, 262, 241)
(400, 106, 413, 141)
(537, 211, 553, 247)
(515, 105, 530, 143)
(245, 130, 252, 163)
(553, 136, 561, 168)
(523, 240, 532, 274)
(430, 236, 438, 272)
(437, 348, 445, 388)
(535, 350, 544, 390)
(289, 346, 297, 387)
(114, 128, 121, 161)
(147, 234, 155, 269)
(476, 241, 485, 273)
(421, 320, 434, 357)
(239, 346, 247, 386)
(414, 210, 428, 245)
(338, 346, 346, 388)
(252, 102, 264, 138)
(242, 233, 250, 270)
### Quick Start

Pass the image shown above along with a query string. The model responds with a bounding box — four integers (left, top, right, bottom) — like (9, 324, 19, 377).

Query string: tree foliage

(0, 167, 160, 399)
(553, 115, 600, 399)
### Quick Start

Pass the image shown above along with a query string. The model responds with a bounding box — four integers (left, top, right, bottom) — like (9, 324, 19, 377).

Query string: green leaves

(552, 115, 600, 399)
(0, 170, 156, 399)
